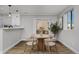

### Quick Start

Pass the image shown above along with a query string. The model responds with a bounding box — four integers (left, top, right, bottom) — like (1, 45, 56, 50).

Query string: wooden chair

(24, 34, 37, 53)
(45, 41, 57, 53)
(45, 34, 56, 42)
(45, 34, 57, 53)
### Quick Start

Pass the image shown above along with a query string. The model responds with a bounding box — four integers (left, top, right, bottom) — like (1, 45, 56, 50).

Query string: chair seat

(48, 42, 55, 46)
(45, 39, 50, 41)
(26, 41, 37, 45)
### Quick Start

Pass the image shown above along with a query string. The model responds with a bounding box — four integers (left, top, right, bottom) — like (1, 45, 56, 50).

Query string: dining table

(36, 34, 49, 51)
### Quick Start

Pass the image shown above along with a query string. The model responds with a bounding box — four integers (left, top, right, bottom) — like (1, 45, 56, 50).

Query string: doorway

(36, 20, 49, 34)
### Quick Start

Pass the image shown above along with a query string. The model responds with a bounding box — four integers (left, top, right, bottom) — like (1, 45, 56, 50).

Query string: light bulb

(9, 14, 11, 16)
(9, 12, 11, 17)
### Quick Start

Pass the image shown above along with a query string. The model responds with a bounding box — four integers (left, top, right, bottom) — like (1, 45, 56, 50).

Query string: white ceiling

(0, 5, 69, 16)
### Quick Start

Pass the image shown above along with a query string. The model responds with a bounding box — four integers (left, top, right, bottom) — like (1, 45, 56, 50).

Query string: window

(71, 9, 74, 29)
(61, 9, 74, 30)
(67, 10, 71, 29)
(67, 9, 74, 29)
(59, 16, 63, 29)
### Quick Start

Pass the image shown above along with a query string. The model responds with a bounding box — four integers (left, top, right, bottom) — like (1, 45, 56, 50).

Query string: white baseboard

(58, 40, 79, 54)
(21, 37, 29, 41)
(21, 37, 32, 41)
(3, 40, 22, 54)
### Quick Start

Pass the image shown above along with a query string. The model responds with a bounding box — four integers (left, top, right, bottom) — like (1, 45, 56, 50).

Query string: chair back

(30, 34, 37, 41)
(45, 34, 55, 41)
(49, 34, 56, 41)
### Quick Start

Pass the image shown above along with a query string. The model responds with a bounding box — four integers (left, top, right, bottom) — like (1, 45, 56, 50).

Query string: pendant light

(16, 9, 19, 15)
(8, 5, 12, 17)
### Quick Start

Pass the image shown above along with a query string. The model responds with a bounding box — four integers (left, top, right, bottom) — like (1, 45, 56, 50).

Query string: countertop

(0, 27, 24, 30)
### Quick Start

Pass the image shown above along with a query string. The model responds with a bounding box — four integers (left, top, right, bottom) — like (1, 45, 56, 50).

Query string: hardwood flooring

(6, 41, 74, 54)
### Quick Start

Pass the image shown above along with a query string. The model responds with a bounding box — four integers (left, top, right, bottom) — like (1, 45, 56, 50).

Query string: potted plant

(49, 22, 61, 38)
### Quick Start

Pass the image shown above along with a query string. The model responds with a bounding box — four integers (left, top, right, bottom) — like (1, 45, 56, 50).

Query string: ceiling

(0, 5, 69, 16)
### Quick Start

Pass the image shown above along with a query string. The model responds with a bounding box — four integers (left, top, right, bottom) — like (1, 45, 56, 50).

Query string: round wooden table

(36, 34, 49, 51)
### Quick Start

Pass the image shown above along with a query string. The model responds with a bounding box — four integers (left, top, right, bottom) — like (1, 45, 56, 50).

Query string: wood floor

(6, 41, 74, 54)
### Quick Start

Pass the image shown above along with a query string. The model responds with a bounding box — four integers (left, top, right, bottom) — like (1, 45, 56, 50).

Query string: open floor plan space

(0, 5, 79, 54)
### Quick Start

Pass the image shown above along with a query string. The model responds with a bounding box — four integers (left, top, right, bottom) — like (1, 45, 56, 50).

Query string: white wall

(20, 15, 57, 40)
(63, 13, 68, 30)
(0, 29, 3, 53)
(0, 14, 21, 27)
(2, 28, 23, 53)
(58, 6, 79, 53)
(2, 15, 11, 25)
(20, 16, 33, 40)
(11, 14, 20, 26)
(0, 15, 12, 27)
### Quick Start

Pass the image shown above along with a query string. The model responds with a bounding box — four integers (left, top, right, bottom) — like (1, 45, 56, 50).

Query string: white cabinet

(0, 28, 23, 53)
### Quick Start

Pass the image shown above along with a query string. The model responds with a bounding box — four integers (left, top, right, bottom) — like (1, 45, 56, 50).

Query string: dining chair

(45, 34, 56, 42)
(45, 41, 57, 53)
(45, 34, 57, 53)
(24, 34, 37, 53)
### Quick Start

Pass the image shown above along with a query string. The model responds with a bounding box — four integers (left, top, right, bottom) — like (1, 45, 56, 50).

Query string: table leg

(37, 38, 46, 51)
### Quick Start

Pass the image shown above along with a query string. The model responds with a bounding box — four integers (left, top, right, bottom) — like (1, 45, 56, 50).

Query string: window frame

(61, 9, 74, 30)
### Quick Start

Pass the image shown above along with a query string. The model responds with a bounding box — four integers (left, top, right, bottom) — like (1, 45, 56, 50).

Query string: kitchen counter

(0, 27, 24, 53)
(0, 27, 24, 30)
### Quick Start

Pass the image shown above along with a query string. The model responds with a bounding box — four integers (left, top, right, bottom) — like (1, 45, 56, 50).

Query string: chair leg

(50, 47, 51, 53)
(24, 45, 33, 54)
(47, 46, 50, 53)
(54, 45, 57, 53)
(24, 44, 26, 53)
(30, 44, 34, 53)
(48, 46, 51, 53)
(31, 45, 34, 50)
